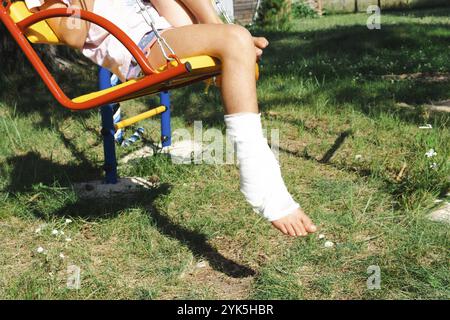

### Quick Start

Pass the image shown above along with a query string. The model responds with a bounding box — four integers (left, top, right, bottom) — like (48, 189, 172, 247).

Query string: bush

(256, 0, 293, 31)
(292, 1, 318, 18)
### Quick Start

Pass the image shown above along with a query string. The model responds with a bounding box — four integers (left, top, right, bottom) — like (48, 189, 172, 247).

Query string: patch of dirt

(179, 259, 254, 299)
(396, 101, 450, 113)
(382, 72, 450, 83)
(168, 236, 258, 299)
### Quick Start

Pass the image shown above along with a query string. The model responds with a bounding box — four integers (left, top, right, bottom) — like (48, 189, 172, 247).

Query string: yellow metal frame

(73, 55, 221, 104)
(114, 106, 166, 130)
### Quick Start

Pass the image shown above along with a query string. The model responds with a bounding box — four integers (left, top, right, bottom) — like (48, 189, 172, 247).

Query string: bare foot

(271, 208, 317, 237)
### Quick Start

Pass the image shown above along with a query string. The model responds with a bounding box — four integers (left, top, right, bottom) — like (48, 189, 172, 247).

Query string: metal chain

(135, 0, 234, 61)
(135, 0, 175, 61)
(213, 0, 233, 24)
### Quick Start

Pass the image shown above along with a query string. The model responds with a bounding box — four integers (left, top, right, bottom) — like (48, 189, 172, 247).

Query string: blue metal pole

(160, 91, 171, 148)
(99, 67, 118, 184)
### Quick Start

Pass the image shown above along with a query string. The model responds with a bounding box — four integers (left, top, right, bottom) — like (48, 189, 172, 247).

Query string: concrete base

(75, 140, 205, 199)
(428, 202, 450, 224)
(73, 177, 158, 199)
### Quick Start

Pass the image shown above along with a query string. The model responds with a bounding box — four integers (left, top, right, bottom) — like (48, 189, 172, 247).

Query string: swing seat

(73, 55, 221, 104)
(7, 0, 61, 44)
(0, 0, 237, 111)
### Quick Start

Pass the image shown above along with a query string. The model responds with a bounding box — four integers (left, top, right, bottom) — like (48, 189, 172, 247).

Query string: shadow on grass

(2, 152, 255, 278)
(2, 18, 449, 129)
(146, 201, 256, 278)
(1, 12, 448, 274)
(164, 20, 450, 128)
(386, 7, 450, 18)
(0, 24, 98, 127)
(262, 23, 449, 104)
(278, 128, 448, 208)
(318, 130, 353, 163)
(3, 152, 100, 193)
(277, 128, 352, 159)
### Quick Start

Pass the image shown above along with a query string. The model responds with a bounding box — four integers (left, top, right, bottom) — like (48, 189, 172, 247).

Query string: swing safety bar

(114, 106, 167, 130)
(0, 1, 192, 111)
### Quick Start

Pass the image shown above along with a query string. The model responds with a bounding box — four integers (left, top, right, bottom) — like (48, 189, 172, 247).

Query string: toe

(300, 212, 317, 233)
(295, 219, 307, 236)
(272, 221, 288, 235)
(285, 224, 297, 237)
(292, 223, 303, 237)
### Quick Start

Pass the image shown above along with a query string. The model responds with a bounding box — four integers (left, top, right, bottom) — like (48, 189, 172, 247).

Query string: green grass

(0, 8, 449, 299)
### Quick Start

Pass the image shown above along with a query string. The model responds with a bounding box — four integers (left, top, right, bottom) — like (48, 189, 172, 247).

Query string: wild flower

(425, 149, 437, 158)
(324, 241, 334, 248)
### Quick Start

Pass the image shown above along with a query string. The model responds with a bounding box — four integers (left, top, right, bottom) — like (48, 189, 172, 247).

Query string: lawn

(0, 8, 449, 299)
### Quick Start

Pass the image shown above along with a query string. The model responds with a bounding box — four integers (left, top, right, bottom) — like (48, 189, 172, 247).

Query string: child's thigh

(147, 24, 252, 68)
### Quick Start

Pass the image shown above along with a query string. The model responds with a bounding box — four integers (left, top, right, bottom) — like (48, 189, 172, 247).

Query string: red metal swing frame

(0, 0, 218, 111)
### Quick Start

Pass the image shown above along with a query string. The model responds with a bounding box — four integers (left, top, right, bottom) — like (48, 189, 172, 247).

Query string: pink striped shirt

(24, 0, 171, 81)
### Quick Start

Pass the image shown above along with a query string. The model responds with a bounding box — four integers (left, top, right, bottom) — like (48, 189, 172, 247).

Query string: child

(23, 0, 317, 237)
(150, 0, 268, 60)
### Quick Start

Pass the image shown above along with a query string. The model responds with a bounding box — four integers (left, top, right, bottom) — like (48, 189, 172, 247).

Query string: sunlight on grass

(0, 8, 449, 299)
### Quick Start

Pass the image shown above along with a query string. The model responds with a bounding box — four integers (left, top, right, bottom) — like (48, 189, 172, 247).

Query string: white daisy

(324, 241, 334, 248)
(425, 149, 437, 158)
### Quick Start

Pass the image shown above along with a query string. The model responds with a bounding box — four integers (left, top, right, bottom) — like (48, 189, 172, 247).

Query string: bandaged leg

(225, 112, 300, 221)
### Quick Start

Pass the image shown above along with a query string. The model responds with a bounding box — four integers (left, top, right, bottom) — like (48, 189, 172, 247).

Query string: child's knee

(222, 25, 254, 56)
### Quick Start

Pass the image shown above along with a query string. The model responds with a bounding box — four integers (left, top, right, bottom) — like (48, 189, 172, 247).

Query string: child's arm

(176, 0, 223, 24)
(38, 0, 92, 49)
(150, 0, 195, 27)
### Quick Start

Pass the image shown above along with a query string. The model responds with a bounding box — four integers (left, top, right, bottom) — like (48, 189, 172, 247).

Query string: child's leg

(147, 24, 316, 237)
(149, 24, 258, 114)
(151, 0, 268, 59)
